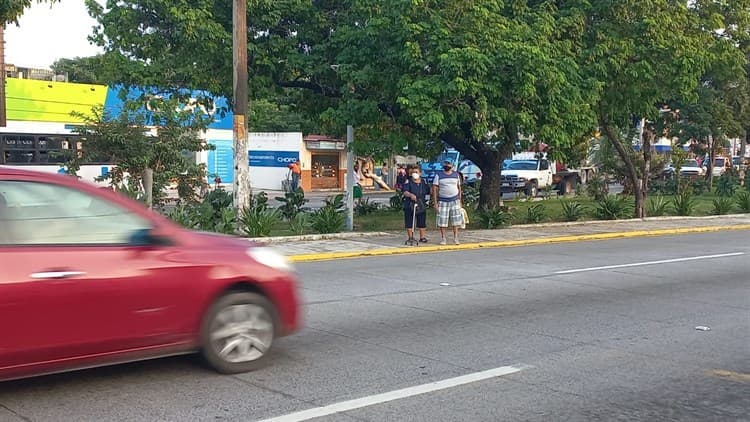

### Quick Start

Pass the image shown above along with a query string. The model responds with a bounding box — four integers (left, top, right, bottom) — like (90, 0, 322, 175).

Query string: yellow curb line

(289, 224, 750, 263)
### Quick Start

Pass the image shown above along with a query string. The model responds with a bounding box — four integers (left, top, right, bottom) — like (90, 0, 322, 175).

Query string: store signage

(249, 150, 300, 167)
(305, 140, 346, 150)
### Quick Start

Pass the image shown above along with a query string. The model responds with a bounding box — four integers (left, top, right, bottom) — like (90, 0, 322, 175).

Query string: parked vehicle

(500, 152, 595, 197)
(663, 158, 705, 179)
(0, 167, 301, 381)
(704, 156, 732, 177)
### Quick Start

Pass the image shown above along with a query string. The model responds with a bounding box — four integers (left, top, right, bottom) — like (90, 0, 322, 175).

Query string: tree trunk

(706, 135, 716, 192)
(143, 168, 154, 209)
(601, 122, 644, 218)
(640, 127, 653, 218)
(477, 161, 502, 211)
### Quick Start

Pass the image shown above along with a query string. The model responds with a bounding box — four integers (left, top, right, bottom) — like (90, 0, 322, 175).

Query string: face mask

(411, 173, 420, 180)
(443, 165, 452, 171)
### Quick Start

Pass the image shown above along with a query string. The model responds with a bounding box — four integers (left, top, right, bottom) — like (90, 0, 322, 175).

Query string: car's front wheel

(201, 291, 276, 374)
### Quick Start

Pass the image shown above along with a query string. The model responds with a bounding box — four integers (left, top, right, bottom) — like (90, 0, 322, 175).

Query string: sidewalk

(249, 214, 750, 262)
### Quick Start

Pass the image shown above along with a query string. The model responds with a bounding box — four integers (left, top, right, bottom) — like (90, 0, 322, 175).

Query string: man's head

(442, 160, 453, 171)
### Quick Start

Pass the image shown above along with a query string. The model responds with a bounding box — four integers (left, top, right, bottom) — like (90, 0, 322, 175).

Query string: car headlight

(246, 247, 295, 272)
(518, 177, 527, 182)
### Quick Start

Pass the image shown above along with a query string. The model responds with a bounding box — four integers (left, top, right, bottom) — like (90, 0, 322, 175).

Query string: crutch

(405, 202, 419, 246)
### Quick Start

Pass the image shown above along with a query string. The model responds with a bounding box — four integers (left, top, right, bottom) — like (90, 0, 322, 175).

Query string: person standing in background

(288, 159, 302, 192)
(401, 165, 430, 243)
(432, 160, 463, 245)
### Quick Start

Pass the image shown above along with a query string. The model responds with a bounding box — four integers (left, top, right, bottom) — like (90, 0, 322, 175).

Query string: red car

(0, 167, 301, 381)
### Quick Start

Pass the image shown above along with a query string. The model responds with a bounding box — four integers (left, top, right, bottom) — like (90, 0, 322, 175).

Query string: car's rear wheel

(201, 292, 276, 374)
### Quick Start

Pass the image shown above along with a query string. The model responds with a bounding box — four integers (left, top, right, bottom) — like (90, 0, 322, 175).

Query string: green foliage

(715, 172, 740, 197)
(711, 197, 735, 215)
(689, 178, 709, 196)
(649, 178, 678, 196)
(213, 207, 238, 235)
(238, 206, 280, 237)
(646, 196, 669, 217)
(475, 206, 513, 229)
(275, 188, 309, 221)
(736, 191, 750, 212)
(525, 203, 548, 224)
(355, 197, 380, 216)
(204, 188, 233, 212)
(593, 195, 633, 220)
(672, 192, 697, 216)
(50, 55, 109, 84)
(2, 0, 58, 24)
(560, 201, 586, 221)
(585, 174, 610, 201)
(389, 191, 404, 211)
(289, 213, 310, 235)
(67, 98, 212, 205)
(310, 194, 346, 234)
(461, 182, 480, 207)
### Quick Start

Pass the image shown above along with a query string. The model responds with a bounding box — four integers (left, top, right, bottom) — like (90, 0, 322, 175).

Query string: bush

(213, 207, 238, 234)
(672, 191, 696, 216)
(525, 203, 547, 224)
(238, 206, 280, 237)
(560, 200, 586, 221)
(735, 191, 750, 212)
(275, 188, 308, 221)
(715, 172, 740, 197)
(646, 195, 669, 217)
(649, 178, 678, 196)
(585, 174, 609, 201)
(689, 178, 708, 196)
(462, 181, 480, 207)
(289, 212, 311, 235)
(311, 194, 346, 234)
(475, 206, 512, 229)
(389, 191, 404, 211)
(355, 197, 381, 216)
(711, 197, 734, 215)
(593, 195, 632, 220)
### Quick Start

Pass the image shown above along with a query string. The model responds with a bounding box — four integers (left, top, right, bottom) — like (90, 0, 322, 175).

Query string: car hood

(502, 170, 539, 178)
(188, 230, 262, 250)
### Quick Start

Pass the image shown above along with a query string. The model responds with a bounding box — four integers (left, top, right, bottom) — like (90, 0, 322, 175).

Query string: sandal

(419, 238, 428, 243)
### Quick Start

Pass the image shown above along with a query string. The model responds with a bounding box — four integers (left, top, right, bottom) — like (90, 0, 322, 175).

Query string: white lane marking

(554, 252, 745, 274)
(257, 364, 530, 422)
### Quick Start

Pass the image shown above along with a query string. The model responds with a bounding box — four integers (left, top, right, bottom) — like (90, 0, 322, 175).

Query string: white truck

(500, 152, 596, 197)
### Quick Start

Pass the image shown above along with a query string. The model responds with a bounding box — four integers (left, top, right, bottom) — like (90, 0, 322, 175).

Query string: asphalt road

(1, 231, 748, 421)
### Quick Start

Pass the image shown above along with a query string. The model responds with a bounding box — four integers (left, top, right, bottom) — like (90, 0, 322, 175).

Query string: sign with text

(249, 150, 299, 167)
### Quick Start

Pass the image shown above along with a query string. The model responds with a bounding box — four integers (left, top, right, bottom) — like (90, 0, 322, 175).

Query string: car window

(0, 180, 151, 245)
(507, 161, 537, 170)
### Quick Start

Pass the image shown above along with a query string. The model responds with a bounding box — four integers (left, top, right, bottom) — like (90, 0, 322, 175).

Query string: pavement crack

(0, 403, 32, 422)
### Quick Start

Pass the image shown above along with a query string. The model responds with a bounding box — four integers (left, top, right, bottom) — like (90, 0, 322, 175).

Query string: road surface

(1, 231, 748, 421)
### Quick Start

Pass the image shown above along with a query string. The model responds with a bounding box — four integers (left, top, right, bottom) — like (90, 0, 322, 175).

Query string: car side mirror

(128, 228, 174, 247)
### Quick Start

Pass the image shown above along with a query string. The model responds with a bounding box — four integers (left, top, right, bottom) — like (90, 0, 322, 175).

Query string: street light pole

(232, 0, 250, 208)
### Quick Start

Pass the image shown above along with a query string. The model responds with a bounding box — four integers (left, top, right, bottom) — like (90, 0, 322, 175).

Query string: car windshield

(506, 161, 538, 170)
(682, 159, 699, 167)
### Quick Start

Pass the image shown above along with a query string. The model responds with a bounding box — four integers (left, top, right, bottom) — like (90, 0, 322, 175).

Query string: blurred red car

(0, 167, 301, 381)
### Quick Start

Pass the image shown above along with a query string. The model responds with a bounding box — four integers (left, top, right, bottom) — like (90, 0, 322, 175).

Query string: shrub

(238, 206, 279, 237)
(711, 197, 734, 215)
(736, 191, 750, 212)
(214, 207, 238, 234)
(289, 212, 310, 235)
(560, 200, 586, 221)
(649, 178, 678, 196)
(355, 197, 380, 216)
(275, 188, 309, 221)
(593, 195, 632, 220)
(672, 191, 696, 216)
(525, 203, 547, 224)
(475, 206, 512, 229)
(689, 178, 708, 196)
(389, 191, 404, 211)
(715, 172, 740, 197)
(646, 195, 669, 217)
(310, 194, 346, 234)
(461, 181, 480, 206)
(585, 174, 609, 201)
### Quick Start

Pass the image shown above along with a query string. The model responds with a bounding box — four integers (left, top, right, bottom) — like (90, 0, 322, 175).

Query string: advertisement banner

(249, 150, 299, 167)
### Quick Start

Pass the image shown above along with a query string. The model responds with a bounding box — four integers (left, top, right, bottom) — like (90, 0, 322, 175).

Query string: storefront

(302, 135, 347, 191)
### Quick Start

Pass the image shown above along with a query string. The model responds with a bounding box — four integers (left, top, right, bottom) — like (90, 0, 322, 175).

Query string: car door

(0, 179, 193, 372)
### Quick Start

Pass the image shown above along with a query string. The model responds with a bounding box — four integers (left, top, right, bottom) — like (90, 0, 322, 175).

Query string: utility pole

(346, 125, 354, 231)
(232, 0, 250, 208)
(0, 25, 7, 127)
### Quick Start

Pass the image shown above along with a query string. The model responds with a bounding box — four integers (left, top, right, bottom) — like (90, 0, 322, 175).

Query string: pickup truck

(500, 152, 595, 197)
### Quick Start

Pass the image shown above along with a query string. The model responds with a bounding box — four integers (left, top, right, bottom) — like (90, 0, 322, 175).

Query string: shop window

(311, 154, 340, 189)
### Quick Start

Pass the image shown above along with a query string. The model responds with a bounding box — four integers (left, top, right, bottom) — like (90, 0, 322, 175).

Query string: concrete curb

(247, 231, 391, 244)
(288, 224, 750, 263)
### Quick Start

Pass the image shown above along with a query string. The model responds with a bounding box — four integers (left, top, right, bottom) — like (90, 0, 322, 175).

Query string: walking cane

(405, 202, 419, 246)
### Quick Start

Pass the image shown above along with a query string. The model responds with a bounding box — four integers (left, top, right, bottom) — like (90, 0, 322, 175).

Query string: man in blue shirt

(431, 160, 464, 245)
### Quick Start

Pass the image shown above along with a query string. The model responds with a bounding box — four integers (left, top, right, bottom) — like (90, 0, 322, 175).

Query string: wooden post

(232, 0, 250, 209)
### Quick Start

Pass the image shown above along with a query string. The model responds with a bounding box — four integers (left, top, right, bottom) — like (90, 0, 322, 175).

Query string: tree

(87, 0, 596, 210)
(581, 0, 713, 217)
(51, 55, 109, 84)
(67, 96, 213, 207)
(1, 0, 57, 24)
